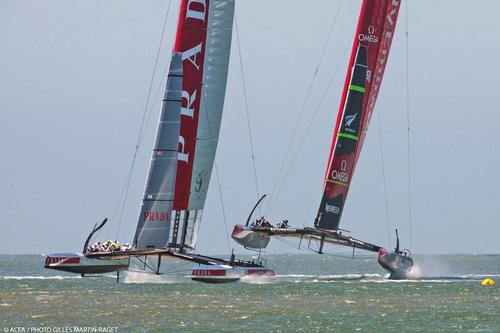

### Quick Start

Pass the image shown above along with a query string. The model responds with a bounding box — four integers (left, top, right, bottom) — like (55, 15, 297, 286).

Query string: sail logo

(345, 114, 357, 127)
(144, 211, 169, 222)
(178, 45, 204, 164)
(172, 0, 211, 210)
(186, 0, 207, 21)
(325, 203, 340, 214)
(182, 43, 203, 71)
(331, 160, 348, 184)
(176, 3, 208, 167)
(331, 169, 348, 183)
(358, 25, 378, 43)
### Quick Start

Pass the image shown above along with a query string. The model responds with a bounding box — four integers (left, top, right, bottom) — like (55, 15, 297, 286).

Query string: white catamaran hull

(191, 264, 275, 283)
(44, 253, 129, 275)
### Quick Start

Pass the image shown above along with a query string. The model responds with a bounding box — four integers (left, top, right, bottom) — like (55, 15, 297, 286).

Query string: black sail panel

(315, 46, 367, 230)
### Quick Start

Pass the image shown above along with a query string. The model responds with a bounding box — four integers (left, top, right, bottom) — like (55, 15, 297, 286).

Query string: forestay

(315, 0, 401, 230)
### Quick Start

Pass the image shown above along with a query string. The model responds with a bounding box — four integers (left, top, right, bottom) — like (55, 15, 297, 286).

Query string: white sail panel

(182, 210, 202, 249)
(133, 53, 183, 249)
(187, 0, 235, 210)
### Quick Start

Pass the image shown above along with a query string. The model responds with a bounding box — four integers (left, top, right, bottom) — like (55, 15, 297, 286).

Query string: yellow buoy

(481, 278, 496, 286)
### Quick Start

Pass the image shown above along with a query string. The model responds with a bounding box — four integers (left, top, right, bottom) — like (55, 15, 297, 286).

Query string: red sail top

(315, 0, 401, 230)
(172, 0, 210, 210)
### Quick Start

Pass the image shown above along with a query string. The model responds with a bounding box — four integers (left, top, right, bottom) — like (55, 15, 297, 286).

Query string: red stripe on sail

(355, 0, 401, 162)
(172, 0, 210, 210)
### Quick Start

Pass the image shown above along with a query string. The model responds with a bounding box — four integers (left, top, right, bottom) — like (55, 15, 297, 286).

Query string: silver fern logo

(345, 114, 357, 127)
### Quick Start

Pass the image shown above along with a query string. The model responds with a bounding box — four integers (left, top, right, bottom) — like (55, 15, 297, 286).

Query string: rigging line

(377, 111, 392, 247)
(138, 20, 174, 149)
(200, 87, 232, 254)
(104, 3, 171, 242)
(234, 16, 261, 213)
(139, 61, 171, 145)
(214, 161, 232, 253)
(266, 39, 351, 214)
(276, 237, 304, 250)
(405, 0, 413, 251)
(321, 251, 366, 259)
(139, 0, 172, 143)
(104, 181, 128, 240)
(264, 0, 345, 214)
(114, 0, 172, 240)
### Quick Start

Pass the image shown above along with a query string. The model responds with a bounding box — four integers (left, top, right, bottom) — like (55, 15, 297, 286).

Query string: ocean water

(1, 254, 499, 332)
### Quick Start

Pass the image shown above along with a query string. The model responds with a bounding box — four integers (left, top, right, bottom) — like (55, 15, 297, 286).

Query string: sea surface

(0, 254, 499, 332)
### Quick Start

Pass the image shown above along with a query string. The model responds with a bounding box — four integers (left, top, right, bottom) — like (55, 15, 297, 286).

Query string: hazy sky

(1, 0, 499, 255)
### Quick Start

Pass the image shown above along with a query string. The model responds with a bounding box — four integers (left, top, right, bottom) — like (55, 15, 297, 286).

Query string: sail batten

(315, 0, 401, 231)
(133, 52, 183, 249)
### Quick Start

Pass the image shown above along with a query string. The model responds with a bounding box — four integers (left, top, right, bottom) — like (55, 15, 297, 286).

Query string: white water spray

(240, 274, 276, 285)
(121, 271, 185, 284)
(404, 256, 455, 279)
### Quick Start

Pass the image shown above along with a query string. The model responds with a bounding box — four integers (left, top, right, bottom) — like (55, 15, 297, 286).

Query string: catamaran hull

(191, 264, 275, 283)
(377, 248, 414, 279)
(232, 225, 416, 279)
(44, 253, 129, 274)
(231, 224, 270, 249)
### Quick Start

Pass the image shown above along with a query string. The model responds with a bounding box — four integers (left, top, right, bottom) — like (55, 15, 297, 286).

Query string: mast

(315, 0, 401, 230)
(134, 0, 235, 250)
